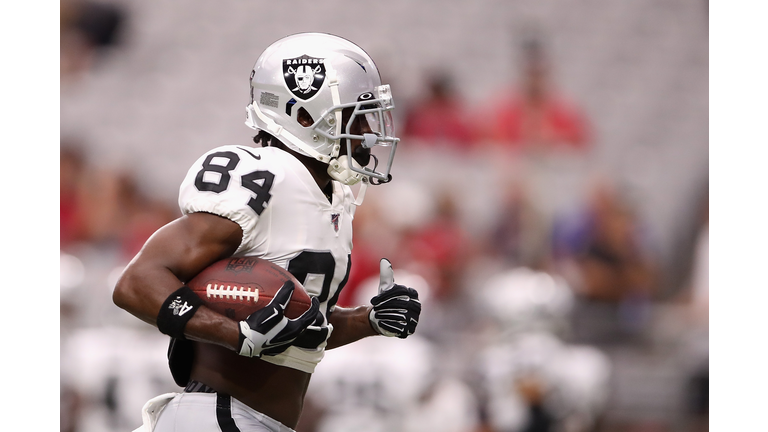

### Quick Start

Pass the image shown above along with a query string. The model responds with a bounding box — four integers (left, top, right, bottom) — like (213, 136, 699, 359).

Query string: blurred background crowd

(60, 1, 709, 431)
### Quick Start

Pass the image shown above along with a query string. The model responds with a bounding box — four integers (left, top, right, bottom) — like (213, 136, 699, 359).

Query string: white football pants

(135, 392, 296, 432)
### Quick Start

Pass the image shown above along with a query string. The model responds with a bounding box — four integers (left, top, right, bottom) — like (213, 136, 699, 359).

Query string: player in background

(112, 33, 422, 432)
(472, 267, 612, 432)
(302, 271, 481, 432)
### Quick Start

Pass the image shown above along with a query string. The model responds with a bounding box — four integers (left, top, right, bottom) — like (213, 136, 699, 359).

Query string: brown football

(187, 256, 311, 321)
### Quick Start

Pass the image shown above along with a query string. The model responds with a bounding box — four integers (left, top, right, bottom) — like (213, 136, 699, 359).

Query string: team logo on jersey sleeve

(283, 55, 326, 100)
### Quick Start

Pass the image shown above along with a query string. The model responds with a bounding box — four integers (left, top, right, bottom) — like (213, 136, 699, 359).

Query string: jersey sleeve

(178, 146, 277, 255)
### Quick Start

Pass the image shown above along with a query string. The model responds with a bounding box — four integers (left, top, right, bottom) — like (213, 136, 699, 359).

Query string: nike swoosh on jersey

(238, 147, 261, 160)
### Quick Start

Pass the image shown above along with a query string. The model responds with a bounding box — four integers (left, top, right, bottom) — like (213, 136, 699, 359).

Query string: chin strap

(325, 65, 343, 159)
(246, 104, 332, 164)
(246, 64, 345, 164)
(327, 155, 365, 185)
(353, 179, 369, 207)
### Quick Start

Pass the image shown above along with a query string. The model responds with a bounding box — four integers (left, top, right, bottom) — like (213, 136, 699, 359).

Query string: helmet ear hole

(297, 107, 314, 127)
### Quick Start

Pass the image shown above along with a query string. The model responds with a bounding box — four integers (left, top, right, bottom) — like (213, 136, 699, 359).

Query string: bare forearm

(326, 305, 378, 349)
(114, 260, 241, 351)
(184, 307, 241, 350)
(113, 259, 186, 326)
(112, 213, 244, 352)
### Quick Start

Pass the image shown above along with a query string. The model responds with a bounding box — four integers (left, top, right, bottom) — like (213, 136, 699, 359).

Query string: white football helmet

(478, 267, 575, 337)
(245, 32, 399, 187)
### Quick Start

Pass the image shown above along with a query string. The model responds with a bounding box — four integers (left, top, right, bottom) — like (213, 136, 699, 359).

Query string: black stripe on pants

(216, 394, 242, 432)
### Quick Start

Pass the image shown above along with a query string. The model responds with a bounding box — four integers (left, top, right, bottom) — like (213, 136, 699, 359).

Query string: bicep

(138, 212, 243, 282)
(113, 212, 243, 323)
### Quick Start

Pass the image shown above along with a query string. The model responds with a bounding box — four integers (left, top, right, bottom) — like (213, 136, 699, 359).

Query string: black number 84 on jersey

(194, 151, 275, 215)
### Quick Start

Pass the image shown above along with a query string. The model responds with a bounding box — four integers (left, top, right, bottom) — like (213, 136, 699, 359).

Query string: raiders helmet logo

(283, 55, 326, 100)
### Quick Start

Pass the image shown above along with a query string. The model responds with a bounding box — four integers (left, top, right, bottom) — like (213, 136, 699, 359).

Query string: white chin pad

(327, 155, 363, 185)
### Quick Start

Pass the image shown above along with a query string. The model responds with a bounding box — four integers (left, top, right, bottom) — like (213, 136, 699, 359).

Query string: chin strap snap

(327, 155, 363, 186)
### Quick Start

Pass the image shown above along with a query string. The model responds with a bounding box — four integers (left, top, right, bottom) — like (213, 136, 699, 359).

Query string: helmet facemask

(313, 84, 398, 186)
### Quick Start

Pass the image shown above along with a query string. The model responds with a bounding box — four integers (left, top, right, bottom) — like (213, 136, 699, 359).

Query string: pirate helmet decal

(283, 54, 326, 100)
(246, 33, 400, 194)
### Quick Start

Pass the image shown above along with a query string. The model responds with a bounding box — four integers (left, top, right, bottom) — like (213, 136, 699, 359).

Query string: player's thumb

(378, 258, 395, 293)
(295, 297, 320, 327)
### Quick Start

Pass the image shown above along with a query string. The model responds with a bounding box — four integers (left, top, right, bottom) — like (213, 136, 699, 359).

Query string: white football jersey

(178, 145, 356, 373)
(476, 332, 611, 431)
(307, 335, 480, 432)
(307, 335, 435, 432)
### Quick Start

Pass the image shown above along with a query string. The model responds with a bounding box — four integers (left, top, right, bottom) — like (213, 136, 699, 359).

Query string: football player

(112, 33, 422, 432)
(473, 268, 612, 432)
(303, 271, 481, 432)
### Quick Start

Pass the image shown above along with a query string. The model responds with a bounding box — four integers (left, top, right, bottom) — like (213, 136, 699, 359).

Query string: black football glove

(369, 259, 421, 339)
(237, 281, 320, 357)
(292, 304, 333, 350)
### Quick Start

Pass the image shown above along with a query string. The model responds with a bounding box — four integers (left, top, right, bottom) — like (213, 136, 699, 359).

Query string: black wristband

(157, 286, 204, 339)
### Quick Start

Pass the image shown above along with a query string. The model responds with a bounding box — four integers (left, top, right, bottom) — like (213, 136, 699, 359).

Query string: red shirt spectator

(488, 91, 590, 151)
(402, 73, 477, 149)
(485, 39, 591, 152)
